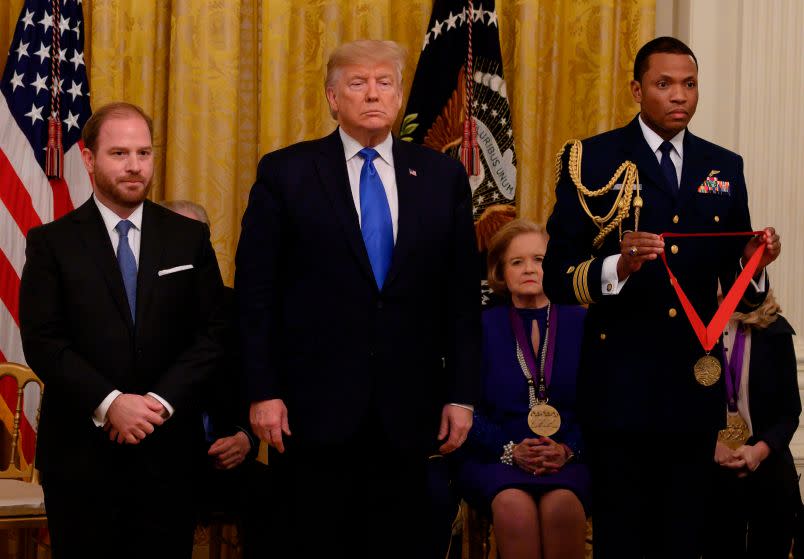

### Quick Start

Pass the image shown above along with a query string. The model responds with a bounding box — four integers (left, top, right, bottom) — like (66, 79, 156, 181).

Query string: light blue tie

(115, 220, 137, 322)
(659, 141, 679, 190)
(358, 147, 393, 289)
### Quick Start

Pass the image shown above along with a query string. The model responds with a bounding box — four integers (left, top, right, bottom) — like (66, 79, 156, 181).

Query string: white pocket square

(158, 264, 194, 277)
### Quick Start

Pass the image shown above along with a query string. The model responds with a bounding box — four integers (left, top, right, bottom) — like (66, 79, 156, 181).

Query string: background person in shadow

(159, 199, 270, 558)
(702, 291, 802, 559)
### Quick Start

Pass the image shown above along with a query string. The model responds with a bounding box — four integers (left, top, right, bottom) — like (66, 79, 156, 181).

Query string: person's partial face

(325, 61, 403, 146)
(503, 232, 547, 302)
(82, 115, 153, 218)
(630, 52, 699, 140)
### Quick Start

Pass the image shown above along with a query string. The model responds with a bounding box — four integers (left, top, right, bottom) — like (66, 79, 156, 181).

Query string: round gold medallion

(693, 355, 721, 387)
(528, 404, 561, 437)
(717, 412, 750, 450)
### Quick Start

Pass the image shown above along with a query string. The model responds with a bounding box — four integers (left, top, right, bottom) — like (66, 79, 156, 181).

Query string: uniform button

(600, 333, 607, 341)
(670, 244, 679, 255)
(672, 215, 679, 224)
(606, 283, 613, 293)
(668, 308, 677, 318)
(714, 215, 720, 223)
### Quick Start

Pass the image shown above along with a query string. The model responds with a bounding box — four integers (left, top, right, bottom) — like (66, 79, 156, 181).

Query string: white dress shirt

(91, 196, 174, 426)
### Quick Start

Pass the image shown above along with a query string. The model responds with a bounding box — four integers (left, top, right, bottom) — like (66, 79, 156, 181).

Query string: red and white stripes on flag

(1, 0, 93, 364)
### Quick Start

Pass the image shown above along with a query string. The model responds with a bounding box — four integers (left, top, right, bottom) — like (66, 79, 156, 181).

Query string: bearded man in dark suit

(20, 102, 226, 559)
(235, 39, 480, 558)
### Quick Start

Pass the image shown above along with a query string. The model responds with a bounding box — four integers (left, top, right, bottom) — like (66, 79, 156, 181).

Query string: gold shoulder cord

(554, 140, 643, 248)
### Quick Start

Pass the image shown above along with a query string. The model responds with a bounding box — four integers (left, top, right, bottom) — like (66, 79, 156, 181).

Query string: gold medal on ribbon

(528, 403, 561, 437)
(717, 412, 750, 450)
(693, 354, 721, 386)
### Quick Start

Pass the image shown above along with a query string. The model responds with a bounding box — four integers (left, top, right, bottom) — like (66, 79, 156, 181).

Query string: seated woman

(702, 292, 802, 559)
(457, 219, 590, 559)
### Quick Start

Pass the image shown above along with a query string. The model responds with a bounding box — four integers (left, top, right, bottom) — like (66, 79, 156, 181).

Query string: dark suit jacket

(19, 199, 226, 483)
(544, 115, 766, 433)
(235, 129, 480, 453)
(745, 315, 800, 468)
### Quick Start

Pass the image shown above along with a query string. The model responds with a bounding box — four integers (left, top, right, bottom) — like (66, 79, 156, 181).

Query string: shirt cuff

(449, 403, 475, 412)
(738, 257, 767, 292)
(147, 392, 174, 419)
(92, 390, 122, 427)
(601, 255, 628, 295)
(236, 426, 255, 449)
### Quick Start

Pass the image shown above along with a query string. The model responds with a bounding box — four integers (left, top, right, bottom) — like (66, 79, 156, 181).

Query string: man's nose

(125, 153, 141, 172)
(365, 79, 379, 100)
(669, 84, 687, 103)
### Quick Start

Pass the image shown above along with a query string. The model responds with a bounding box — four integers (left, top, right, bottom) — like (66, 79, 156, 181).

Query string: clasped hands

(104, 393, 166, 444)
(714, 440, 770, 477)
(512, 437, 571, 476)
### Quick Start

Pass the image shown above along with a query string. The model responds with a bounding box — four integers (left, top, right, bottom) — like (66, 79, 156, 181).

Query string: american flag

(1, 0, 92, 365)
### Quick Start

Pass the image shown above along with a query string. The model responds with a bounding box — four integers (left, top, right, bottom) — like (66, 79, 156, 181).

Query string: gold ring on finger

(628, 246, 638, 257)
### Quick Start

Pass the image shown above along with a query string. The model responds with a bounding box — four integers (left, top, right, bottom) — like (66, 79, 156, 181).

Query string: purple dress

(456, 304, 592, 513)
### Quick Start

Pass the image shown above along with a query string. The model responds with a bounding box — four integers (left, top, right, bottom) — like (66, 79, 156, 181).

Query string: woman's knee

(492, 488, 538, 532)
(538, 489, 585, 528)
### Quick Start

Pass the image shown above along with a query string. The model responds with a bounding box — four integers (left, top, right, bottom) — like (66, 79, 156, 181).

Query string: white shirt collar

(638, 113, 685, 159)
(93, 195, 144, 234)
(338, 127, 394, 166)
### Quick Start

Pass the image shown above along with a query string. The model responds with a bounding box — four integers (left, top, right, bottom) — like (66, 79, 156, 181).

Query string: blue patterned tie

(115, 220, 137, 321)
(358, 148, 393, 289)
(659, 141, 678, 190)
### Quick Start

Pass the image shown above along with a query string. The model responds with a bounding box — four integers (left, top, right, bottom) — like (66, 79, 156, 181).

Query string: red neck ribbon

(659, 231, 766, 352)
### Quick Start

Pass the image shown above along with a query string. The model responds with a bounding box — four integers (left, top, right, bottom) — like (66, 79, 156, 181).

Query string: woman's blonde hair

(486, 219, 547, 296)
(732, 290, 781, 329)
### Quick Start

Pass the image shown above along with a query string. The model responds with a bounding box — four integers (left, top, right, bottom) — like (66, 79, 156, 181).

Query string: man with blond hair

(236, 39, 480, 557)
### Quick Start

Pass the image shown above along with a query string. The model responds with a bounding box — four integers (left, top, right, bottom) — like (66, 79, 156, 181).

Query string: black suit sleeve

(235, 154, 285, 403)
(446, 166, 482, 405)
(150, 224, 227, 413)
(20, 226, 117, 414)
(717, 155, 767, 311)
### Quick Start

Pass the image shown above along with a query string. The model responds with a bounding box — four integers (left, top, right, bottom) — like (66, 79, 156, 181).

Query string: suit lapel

(74, 199, 134, 331)
(135, 200, 163, 328)
(622, 116, 677, 200)
(383, 138, 418, 289)
(313, 130, 375, 285)
(678, 130, 713, 209)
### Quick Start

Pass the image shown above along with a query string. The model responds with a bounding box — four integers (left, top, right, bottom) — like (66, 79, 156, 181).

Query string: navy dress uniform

(543, 115, 767, 558)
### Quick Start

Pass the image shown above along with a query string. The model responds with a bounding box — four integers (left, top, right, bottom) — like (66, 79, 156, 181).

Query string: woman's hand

(714, 441, 745, 469)
(512, 437, 571, 475)
(733, 441, 770, 474)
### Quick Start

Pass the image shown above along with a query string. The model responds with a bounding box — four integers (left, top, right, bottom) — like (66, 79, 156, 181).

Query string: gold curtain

(0, 0, 654, 284)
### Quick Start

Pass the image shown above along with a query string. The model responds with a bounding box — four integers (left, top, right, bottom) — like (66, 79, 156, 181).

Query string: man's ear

(630, 80, 642, 104)
(81, 147, 94, 175)
(325, 87, 338, 115)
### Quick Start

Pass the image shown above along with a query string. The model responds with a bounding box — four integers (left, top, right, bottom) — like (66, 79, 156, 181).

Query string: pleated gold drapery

(1, 0, 654, 284)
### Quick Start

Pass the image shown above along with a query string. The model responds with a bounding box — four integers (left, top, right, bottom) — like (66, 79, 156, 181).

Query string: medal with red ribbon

(658, 231, 766, 386)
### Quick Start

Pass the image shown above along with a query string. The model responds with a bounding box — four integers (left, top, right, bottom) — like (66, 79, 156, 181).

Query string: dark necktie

(115, 219, 137, 321)
(358, 147, 393, 289)
(659, 140, 678, 190)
